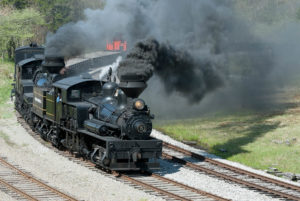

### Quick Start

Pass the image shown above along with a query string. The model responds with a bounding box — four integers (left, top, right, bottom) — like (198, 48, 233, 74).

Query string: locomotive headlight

(133, 99, 145, 110)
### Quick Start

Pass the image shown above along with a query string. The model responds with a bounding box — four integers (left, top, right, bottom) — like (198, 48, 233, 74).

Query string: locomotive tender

(12, 43, 162, 171)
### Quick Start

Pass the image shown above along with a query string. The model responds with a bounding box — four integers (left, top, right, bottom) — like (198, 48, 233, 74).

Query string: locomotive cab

(15, 57, 44, 96)
(13, 54, 44, 121)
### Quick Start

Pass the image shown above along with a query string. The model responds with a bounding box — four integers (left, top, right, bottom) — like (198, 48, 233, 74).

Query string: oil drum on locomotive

(12, 43, 162, 171)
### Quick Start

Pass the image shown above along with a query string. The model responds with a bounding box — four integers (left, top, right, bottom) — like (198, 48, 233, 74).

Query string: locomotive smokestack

(118, 74, 147, 98)
(42, 55, 65, 74)
(119, 81, 147, 98)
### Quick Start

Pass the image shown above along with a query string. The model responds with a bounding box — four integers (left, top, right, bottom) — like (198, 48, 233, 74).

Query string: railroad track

(15, 112, 229, 201)
(16, 111, 300, 200)
(0, 156, 78, 201)
(163, 142, 300, 201)
(114, 171, 230, 201)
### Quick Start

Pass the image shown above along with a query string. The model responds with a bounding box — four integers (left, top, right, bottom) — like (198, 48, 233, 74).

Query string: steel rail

(164, 142, 300, 192)
(113, 171, 191, 201)
(0, 177, 38, 201)
(151, 173, 230, 201)
(113, 171, 230, 201)
(163, 152, 300, 201)
(0, 157, 78, 201)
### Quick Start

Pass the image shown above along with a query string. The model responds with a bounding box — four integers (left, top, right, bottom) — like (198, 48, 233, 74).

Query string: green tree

(34, 0, 105, 31)
(0, 0, 105, 60)
(0, 0, 33, 9)
(0, 7, 45, 60)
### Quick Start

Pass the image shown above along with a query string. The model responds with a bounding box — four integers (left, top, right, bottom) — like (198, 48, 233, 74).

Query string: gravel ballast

(0, 112, 163, 201)
(0, 190, 16, 201)
(151, 129, 298, 201)
(151, 129, 300, 187)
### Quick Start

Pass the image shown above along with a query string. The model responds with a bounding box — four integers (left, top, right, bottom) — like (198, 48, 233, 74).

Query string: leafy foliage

(0, 0, 105, 60)
(0, 60, 14, 119)
(0, 7, 45, 60)
(0, 0, 33, 9)
(25, 0, 104, 31)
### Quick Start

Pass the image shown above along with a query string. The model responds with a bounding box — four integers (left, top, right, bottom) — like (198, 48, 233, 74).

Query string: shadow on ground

(210, 100, 299, 158)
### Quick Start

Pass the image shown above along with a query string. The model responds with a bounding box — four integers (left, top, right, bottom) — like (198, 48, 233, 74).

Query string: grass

(0, 60, 14, 119)
(155, 90, 300, 173)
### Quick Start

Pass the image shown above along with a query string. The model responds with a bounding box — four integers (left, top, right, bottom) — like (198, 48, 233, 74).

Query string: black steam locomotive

(12, 43, 162, 171)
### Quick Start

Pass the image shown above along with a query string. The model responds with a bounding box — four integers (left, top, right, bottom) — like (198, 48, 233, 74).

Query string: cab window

(70, 90, 81, 99)
(67, 89, 81, 101)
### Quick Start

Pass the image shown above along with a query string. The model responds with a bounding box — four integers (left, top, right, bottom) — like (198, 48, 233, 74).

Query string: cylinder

(84, 119, 107, 135)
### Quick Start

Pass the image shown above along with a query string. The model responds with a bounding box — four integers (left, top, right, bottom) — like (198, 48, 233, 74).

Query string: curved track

(163, 142, 300, 201)
(0, 156, 78, 201)
(17, 110, 300, 200)
(16, 112, 229, 201)
(115, 171, 230, 201)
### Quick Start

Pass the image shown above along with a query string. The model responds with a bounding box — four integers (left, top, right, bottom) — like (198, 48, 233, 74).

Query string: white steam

(98, 56, 123, 81)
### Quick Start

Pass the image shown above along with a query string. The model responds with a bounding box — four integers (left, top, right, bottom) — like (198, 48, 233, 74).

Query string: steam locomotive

(12, 43, 162, 171)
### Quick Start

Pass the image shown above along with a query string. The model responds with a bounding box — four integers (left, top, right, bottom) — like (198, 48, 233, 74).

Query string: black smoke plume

(44, 0, 300, 115)
(45, 23, 89, 57)
(118, 39, 223, 102)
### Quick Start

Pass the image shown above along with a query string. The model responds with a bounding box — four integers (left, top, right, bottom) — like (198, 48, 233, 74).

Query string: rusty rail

(113, 171, 230, 201)
(0, 157, 78, 201)
(151, 173, 230, 201)
(164, 142, 300, 192)
(0, 177, 38, 201)
(114, 171, 191, 201)
(163, 142, 300, 201)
